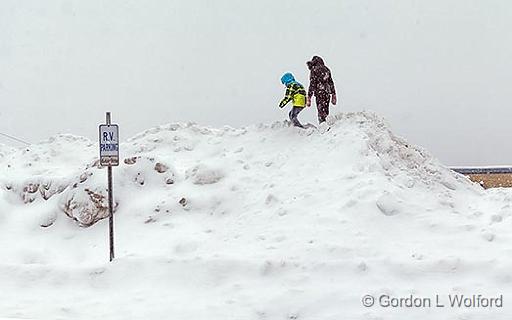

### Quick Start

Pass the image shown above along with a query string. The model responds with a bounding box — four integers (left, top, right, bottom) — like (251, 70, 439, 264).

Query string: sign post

(99, 112, 119, 262)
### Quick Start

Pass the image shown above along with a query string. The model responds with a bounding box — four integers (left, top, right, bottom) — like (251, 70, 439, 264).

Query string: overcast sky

(1, 0, 511, 166)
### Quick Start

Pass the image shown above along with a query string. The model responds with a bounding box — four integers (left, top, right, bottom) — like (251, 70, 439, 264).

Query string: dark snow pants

(289, 107, 305, 128)
(316, 93, 330, 123)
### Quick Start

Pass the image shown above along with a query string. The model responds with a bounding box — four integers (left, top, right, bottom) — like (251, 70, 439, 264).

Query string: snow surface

(1, 112, 511, 319)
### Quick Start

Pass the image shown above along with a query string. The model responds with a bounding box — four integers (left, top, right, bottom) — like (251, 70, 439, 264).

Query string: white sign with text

(99, 124, 119, 166)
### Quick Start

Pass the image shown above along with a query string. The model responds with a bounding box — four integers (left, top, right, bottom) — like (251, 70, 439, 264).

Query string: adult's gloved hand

(331, 94, 337, 105)
(306, 96, 311, 107)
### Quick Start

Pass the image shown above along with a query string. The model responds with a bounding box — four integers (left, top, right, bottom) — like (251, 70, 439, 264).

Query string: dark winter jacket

(307, 56, 336, 98)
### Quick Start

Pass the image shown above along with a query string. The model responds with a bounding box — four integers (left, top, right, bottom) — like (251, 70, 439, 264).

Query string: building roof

(451, 167, 512, 174)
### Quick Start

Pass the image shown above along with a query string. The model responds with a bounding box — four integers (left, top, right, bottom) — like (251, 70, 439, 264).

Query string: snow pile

(0, 112, 511, 320)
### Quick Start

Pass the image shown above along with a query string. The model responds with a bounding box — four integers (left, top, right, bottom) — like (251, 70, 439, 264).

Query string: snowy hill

(1, 112, 511, 319)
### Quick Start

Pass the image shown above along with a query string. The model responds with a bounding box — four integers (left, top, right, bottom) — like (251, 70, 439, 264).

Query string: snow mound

(0, 112, 511, 320)
(186, 163, 225, 185)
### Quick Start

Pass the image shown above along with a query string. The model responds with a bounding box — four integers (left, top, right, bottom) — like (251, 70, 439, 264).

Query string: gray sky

(1, 0, 511, 166)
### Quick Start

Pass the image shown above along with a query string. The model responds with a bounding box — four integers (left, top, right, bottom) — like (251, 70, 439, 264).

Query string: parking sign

(99, 124, 119, 166)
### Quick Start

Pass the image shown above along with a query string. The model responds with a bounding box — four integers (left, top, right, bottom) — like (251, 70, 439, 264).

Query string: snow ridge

(0, 112, 511, 320)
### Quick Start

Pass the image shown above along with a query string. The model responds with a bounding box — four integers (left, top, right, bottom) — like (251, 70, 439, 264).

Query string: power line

(0, 132, 30, 145)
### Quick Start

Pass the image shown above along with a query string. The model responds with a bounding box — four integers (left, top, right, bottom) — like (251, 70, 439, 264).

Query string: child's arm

(279, 85, 293, 108)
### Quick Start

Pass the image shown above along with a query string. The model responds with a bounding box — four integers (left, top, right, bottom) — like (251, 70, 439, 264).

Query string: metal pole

(106, 112, 115, 262)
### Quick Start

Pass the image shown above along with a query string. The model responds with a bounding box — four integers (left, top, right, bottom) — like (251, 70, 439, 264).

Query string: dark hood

(307, 55, 325, 70)
(306, 56, 324, 70)
(311, 56, 324, 65)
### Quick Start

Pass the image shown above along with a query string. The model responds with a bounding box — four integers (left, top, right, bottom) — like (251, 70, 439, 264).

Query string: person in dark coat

(306, 56, 337, 123)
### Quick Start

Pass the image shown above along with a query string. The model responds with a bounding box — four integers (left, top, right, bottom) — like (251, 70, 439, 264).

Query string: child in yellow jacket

(279, 73, 307, 128)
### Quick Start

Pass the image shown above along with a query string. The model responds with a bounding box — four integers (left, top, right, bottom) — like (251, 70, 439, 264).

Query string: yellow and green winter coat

(279, 82, 307, 108)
